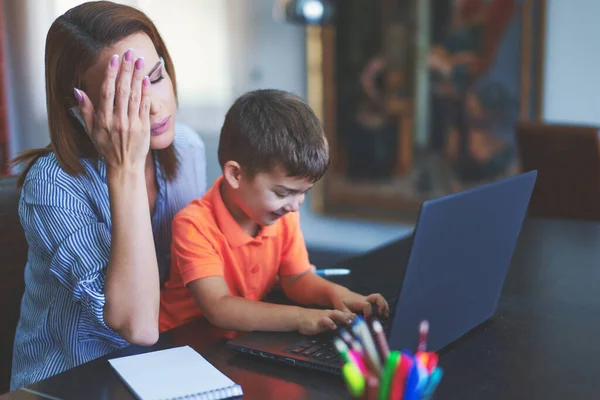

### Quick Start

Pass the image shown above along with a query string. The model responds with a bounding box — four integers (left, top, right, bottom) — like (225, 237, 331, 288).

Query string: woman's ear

(223, 161, 243, 189)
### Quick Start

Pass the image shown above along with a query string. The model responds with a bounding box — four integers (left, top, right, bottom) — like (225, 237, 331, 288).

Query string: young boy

(159, 89, 389, 337)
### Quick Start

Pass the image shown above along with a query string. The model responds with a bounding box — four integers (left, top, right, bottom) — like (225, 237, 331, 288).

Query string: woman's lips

(151, 116, 171, 136)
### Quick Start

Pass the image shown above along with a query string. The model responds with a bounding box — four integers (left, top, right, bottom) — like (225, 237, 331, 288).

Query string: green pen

(378, 350, 400, 400)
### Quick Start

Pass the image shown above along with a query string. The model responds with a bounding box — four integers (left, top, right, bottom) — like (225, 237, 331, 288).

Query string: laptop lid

(387, 171, 537, 352)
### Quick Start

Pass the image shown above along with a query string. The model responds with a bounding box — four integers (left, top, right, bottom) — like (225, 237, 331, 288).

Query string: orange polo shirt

(159, 176, 311, 332)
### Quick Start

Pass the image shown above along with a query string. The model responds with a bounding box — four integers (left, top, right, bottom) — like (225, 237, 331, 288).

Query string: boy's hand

(297, 309, 355, 336)
(331, 291, 390, 319)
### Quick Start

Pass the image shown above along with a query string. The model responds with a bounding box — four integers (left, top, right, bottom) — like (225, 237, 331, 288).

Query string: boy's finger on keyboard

(329, 310, 354, 326)
(319, 316, 337, 331)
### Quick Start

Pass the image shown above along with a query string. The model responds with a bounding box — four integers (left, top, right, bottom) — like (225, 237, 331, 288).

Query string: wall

(200, 0, 411, 253)
(9, 1, 587, 253)
(542, 0, 600, 124)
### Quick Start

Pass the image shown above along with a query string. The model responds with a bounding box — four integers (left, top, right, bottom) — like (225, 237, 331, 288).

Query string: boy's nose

(284, 194, 304, 212)
(284, 202, 299, 212)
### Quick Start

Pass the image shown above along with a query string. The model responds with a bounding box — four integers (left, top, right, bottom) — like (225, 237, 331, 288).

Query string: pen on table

(315, 268, 351, 276)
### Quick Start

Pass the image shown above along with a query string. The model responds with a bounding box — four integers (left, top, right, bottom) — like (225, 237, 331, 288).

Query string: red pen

(418, 320, 429, 352)
(371, 318, 390, 360)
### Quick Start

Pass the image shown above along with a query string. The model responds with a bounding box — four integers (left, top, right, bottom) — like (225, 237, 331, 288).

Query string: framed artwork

(307, 0, 546, 222)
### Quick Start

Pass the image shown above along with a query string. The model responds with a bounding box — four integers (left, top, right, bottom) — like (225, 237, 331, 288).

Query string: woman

(10, 1, 206, 390)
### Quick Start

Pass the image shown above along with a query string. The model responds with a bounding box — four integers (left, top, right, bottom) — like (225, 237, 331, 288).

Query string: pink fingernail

(110, 55, 119, 68)
(143, 76, 150, 88)
(124, 49, 133, 63)
(135, 57, 144, 71)
(73, 88, 83, 104)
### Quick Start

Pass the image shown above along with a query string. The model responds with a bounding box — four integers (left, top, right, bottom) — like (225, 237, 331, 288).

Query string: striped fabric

(10, 123, 207, 390)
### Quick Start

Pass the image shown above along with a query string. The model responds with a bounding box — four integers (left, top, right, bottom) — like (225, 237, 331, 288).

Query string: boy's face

(236, 167, 314, 227)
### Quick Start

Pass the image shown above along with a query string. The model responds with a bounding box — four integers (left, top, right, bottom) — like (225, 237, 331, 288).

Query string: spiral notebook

(109, 345, 243, 400)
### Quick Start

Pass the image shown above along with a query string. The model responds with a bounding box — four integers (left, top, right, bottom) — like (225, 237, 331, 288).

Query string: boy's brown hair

(218, 89, 329, 182)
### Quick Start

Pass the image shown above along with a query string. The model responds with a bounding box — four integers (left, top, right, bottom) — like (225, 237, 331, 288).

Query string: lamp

(273, 0, 335, 25)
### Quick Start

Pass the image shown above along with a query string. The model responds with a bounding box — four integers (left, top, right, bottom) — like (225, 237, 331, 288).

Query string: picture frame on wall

(307, 0, 546, 222)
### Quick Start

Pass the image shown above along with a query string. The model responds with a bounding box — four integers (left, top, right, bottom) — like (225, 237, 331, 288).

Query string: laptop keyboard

(287, 338, 341, 365)
(284, 316, 392, 366)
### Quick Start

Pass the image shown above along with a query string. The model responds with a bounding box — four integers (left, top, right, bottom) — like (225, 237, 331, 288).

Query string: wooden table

(3, 218, 600, 399)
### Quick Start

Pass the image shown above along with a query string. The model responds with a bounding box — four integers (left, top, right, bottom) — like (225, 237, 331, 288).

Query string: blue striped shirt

(10, 123, 207, 390)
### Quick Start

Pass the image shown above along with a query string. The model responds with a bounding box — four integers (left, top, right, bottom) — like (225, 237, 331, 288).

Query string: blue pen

(403, 357, 420, 400)
(422, 367, 444, 397)
(316, 268, 351, 276)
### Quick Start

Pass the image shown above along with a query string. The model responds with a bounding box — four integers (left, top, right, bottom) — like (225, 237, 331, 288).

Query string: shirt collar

(211, 176, 277, 248)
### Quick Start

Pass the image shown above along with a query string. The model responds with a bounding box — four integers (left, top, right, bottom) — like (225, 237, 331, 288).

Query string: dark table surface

(4, 217, 600, 400)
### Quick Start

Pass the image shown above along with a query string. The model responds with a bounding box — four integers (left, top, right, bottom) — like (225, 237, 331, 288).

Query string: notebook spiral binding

(172, 383, 243, 400)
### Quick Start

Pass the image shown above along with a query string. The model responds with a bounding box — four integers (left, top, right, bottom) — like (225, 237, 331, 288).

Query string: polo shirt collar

(212, 176, 277, 248)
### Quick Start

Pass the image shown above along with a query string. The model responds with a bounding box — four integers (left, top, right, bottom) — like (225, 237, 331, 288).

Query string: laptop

(227, 171, 537, 374)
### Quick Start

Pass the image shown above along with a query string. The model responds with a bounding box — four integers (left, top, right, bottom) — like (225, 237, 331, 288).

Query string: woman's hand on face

(74, 49, 151, 171)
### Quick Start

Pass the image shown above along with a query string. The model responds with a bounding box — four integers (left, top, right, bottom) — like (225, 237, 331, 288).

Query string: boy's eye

(274, 192, 287, 198)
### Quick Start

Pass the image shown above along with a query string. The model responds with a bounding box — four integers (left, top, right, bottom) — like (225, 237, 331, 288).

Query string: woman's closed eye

(149, 68, 164, 85)
(147, 59, 165, 85)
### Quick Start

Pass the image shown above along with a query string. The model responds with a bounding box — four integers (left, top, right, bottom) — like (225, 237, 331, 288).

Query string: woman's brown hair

(12, 0, 179, 186)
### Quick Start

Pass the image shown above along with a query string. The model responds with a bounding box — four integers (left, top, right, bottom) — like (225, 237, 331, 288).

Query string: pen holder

(337, 319, 443, 400)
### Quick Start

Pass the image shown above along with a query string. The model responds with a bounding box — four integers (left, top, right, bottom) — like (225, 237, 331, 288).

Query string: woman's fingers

(97, 54, 119, 125)
(128, 57, 145, 120)
(139, 76, 151, 127)
(73, 88, 95, 137)
(114, 48, 134, 125)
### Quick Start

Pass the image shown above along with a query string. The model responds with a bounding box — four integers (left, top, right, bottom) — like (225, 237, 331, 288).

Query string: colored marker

(378, 350, 400, 400)
(333, 337, 352, 364)
(422, 367, 444, 397)
(316, 268, 351, 276)
(348, 350, 368, 375)
(342, 362, 365, 398)
(389, 353, 412, 400)
(418, 320, 429, 352)
(351, 317, 382, 375)
(403, 361, 421, 400)
(371, 318, 390, 360)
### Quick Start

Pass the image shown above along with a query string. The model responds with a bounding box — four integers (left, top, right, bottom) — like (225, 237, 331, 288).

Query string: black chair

(0, 176, 27, 394)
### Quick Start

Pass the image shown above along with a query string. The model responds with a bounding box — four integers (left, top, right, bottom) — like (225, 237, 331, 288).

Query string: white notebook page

(109, 345, 241, 400)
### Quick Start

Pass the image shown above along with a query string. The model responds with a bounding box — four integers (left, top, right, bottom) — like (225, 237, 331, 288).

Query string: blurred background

(0, 0, 599, 260)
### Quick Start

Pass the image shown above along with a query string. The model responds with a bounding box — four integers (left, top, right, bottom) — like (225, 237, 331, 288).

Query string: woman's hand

(74, 49, 151, 171)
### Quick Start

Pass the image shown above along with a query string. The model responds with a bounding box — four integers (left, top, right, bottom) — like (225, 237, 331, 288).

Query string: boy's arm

(187, 277, 353, 334)
(279, 271, 351, 307)
(277, 213, 389, 317)
(280, 273, 390, 318)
